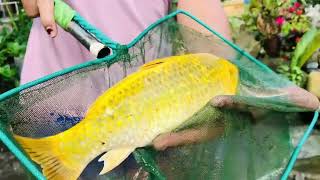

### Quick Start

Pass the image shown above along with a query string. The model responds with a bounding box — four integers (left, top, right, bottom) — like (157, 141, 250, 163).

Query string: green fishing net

(0, 8, 316, 180)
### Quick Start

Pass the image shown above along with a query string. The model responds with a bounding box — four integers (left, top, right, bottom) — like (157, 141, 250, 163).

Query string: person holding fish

(18, 0, 320, 179)
(21, 0, 320, 150)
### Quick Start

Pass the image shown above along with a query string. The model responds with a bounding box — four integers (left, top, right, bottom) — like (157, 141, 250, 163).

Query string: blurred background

(0, 1, 32, 179)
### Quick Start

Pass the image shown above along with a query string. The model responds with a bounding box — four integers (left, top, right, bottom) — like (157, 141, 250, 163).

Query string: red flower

(289, 7, 296, 13)
(275, 16, 285, 26)
(296, 9, 303, 15)
(293, 2, 301, 9)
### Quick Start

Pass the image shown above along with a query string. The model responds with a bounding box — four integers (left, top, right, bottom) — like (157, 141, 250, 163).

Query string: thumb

(37, 0, 57, 38)
(210, 95, 235, 108)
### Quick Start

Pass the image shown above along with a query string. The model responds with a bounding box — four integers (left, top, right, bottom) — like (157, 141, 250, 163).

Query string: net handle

(53, 0, 112, 58)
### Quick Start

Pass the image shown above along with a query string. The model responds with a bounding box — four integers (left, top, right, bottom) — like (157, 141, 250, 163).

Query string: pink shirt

(21, 0, 170, 84)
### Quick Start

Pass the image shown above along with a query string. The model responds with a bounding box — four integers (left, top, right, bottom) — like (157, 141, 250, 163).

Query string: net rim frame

(0, 9, 317, 180)
(0, 10, 272, 102)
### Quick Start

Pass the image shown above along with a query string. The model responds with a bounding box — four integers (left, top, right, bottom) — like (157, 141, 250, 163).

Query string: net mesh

(0, 16, 308, 180)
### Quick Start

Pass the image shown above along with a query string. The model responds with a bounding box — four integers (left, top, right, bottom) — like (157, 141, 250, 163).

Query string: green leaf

(229, 17, 244, 30)
(0, 49, 9, 64)
(296, 76, 302, 81)
(291, 28, 320, 68)
(7, 42, 21, 56)
(263, 0, 277, 10)
(0, 65, 16, 79)
(281, 23, 291, 36)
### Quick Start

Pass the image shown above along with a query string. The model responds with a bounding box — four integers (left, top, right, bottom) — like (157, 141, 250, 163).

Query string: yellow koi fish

(14, 53, 238, 180)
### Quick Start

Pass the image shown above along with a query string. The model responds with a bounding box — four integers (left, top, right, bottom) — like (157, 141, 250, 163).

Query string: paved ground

(0, 144, 28, 180)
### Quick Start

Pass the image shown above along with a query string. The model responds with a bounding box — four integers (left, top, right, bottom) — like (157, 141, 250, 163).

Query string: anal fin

(98, 147, 135, 175)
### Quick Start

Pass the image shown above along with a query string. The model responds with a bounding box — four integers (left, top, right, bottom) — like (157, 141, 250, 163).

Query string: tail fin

(14, 135, 85, 180)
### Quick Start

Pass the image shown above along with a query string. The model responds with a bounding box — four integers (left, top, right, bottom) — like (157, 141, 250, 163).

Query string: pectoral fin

(98, 147, 135, 175)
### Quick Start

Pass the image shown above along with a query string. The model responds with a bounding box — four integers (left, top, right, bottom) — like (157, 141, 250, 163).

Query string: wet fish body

(14, 53, 238, 180)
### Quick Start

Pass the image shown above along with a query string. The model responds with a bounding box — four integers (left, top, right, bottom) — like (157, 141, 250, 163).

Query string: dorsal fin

(139, 59, 167, 71)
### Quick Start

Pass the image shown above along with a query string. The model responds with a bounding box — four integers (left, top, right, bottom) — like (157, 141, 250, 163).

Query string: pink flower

(294, 2, 301, 9)
(275, 16, 285, 26)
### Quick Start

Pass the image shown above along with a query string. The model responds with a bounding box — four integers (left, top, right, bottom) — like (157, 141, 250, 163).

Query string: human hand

(153, 126, 224, 151)
(152, 95, 258, 151)
(22, 0, 57, 37)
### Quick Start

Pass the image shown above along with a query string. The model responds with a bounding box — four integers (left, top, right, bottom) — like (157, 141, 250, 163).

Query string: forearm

(177, 0, 232, 40)
(211, 90, 320, 112)
(21, 0, 39, 17)
(284, 86, 320, 111)
(153, 126, 224, 150)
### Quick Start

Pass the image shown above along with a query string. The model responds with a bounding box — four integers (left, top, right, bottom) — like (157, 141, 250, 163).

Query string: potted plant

(239, 0, 320, 87)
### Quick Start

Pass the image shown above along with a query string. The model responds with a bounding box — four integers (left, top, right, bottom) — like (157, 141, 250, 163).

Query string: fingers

(153, 127, 224, 151)
(152, 133, 172, 151)
(37, 0, 57, 38)
(210, 95, 254, 115)
(22, 0, 58, 38)
(210, 95, 235, 108)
